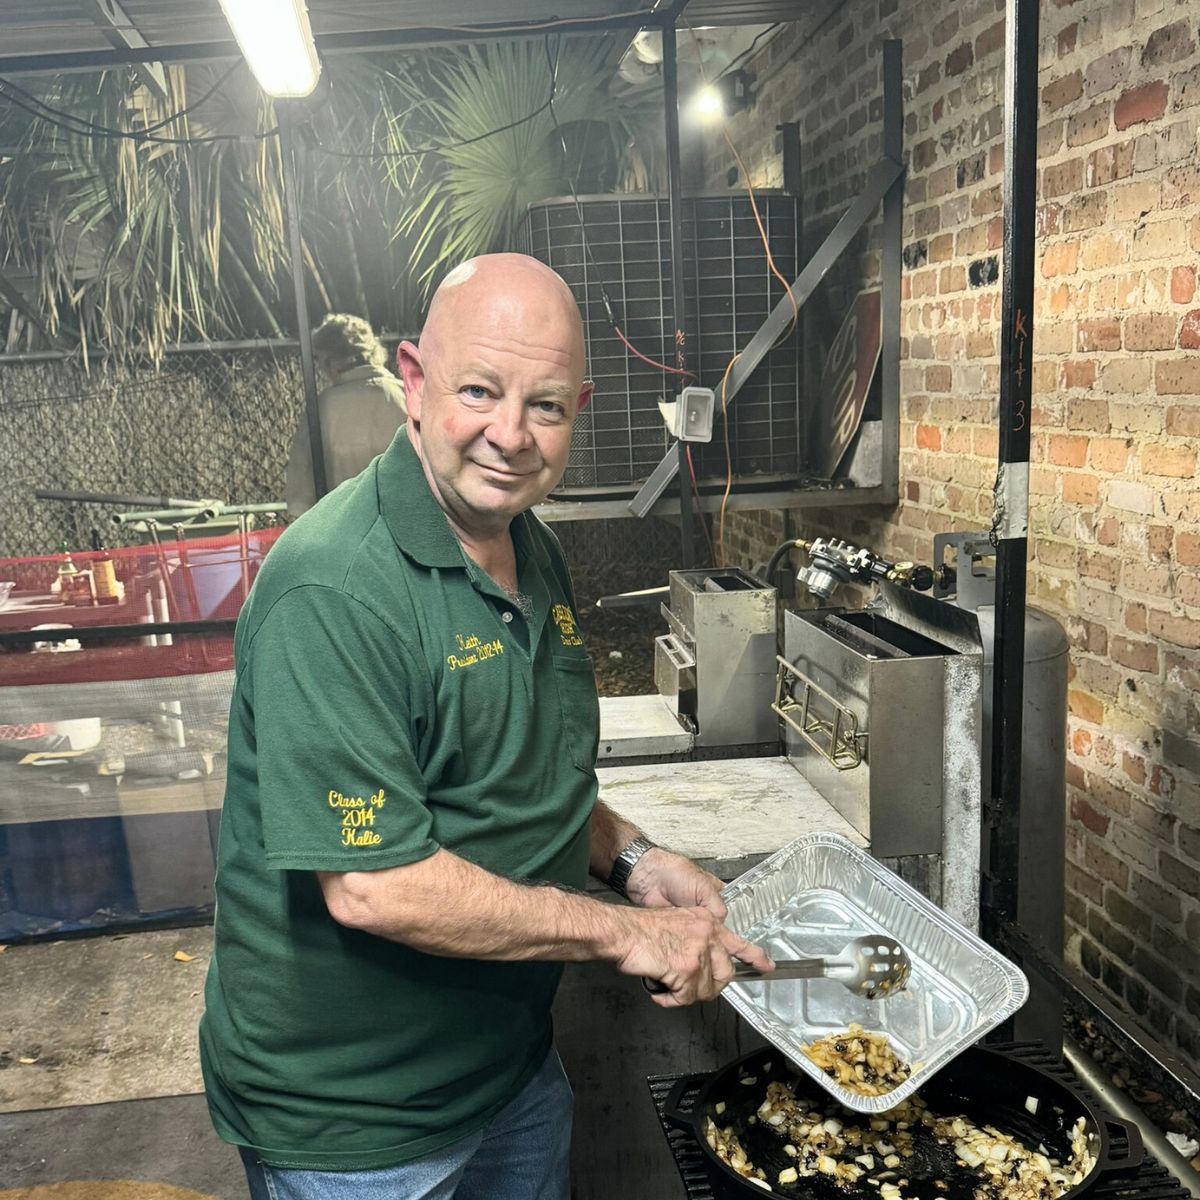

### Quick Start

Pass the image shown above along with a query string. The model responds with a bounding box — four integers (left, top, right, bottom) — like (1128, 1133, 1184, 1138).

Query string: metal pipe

(984, 0, 1039, 945)
(36, 489, 205, 508)
(278, 110, 327, 501)
(113, 506, 209, 525)
(660, 16, 694, 568)
(1064, 1038, 1200, 1200)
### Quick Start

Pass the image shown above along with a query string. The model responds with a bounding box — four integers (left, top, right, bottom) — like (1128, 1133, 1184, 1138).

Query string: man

(285, 312, 408, 517)
(200, 254, 771, 1199)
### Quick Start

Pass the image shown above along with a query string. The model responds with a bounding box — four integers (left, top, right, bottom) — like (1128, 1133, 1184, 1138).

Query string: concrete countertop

(596, 754, 867, 881)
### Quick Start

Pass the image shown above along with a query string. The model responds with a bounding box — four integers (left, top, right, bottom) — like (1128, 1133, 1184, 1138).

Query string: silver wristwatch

(606, 835, 657, 898)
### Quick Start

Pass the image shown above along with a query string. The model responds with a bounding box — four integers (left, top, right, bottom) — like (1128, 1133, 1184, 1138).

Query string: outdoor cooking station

(1, 0, 1198, 1196)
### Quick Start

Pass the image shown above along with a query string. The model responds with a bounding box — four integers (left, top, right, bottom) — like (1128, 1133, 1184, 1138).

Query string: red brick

(1071, 796, 1110, 836)
(1048, 434, 1089, 467)
(915, 424, 941, 450)
(1081, 551, 1121, 583)
(1096, 517, 1120, 546)
(1141, 443, 1196, 477)
(1172, 267, 1197, 304)
(1124, 313, 1177, 350)
(1084, 47, 1130, 97)
(945, 42, 973, 77)
(1064, 363, 1099, 393)
(1044, 71, 1084, 112)
(1069, 688, 1106, 724)
(1087, 141, 1134, 186)
(1166, 406, 1200, 436)
(1071, 728, 1093, 757)
(1141, 20, 1195, 67)
(1122, 752, 1147, 786)
(1089, 437, 1129, 471)
(1042, 240, 1079, 277)
(977, 19, 1005, 59)
(1062, 472, 1100, 505)
(1155, 359, 1200, 393)
(1177, 533, 1200, 566)
(1114, 82, 1168, 130)
(1044, 158, 1085, 197)
(1110, 635, 1159, 673)
(1056, 22, 1077, 58)
(1148, 609, 1200, 649)
(1078, 319, 1122, 351)
(1068, 103, 1111, 147)
(1179, 310, 1200, 349)
(1125, 601, 1146, 632)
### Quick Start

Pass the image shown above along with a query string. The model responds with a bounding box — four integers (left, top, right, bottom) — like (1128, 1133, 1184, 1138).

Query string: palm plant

(397, 36, 662, 291)
(0, 36, 659, 360)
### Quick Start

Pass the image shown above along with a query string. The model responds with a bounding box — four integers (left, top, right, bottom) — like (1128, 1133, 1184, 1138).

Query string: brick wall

(696, 0, 1200, 1057)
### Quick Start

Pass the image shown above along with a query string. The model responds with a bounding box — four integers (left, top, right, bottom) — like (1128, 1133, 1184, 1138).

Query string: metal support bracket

(772, 654, 866, 771)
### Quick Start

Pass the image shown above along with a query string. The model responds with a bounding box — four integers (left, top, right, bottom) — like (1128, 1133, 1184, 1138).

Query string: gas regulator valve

(792, 537, 937, 600)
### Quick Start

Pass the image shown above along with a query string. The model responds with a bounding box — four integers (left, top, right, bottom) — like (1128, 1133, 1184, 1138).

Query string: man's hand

(612, 904, 773, 1008)
(625, 847, 729, 920)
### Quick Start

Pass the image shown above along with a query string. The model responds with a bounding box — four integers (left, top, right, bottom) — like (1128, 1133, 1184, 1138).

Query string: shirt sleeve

(244, 584, 439, 872)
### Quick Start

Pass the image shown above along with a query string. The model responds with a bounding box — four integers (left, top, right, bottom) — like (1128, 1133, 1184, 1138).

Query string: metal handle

(772, 654, 866, 770)
(1096, 1117, 1145, 1175)
(655, 633, 695, 671)
(661, 1074, 705, 1130)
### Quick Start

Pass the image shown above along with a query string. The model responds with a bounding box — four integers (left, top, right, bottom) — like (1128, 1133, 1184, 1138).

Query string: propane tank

(933, 531, 1069, 1049)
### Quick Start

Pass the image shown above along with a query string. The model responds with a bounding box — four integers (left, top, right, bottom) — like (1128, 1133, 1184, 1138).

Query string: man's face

(398, 294, 592, 533)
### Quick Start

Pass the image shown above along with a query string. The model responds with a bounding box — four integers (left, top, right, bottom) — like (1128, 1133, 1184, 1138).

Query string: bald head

(420, 253, 586, 372)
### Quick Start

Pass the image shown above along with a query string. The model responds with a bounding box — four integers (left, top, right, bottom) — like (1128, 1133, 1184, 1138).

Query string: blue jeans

(238, 1047, 573, 1200)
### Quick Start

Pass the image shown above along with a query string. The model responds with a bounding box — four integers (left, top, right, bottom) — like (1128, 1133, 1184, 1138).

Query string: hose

(761, 538, 807, 588)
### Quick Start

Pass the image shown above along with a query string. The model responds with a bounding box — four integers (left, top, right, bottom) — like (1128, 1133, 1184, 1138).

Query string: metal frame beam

(0, 10, 670, 76)
(982, 0, 1038, 963)
(81, 0, 169, 100)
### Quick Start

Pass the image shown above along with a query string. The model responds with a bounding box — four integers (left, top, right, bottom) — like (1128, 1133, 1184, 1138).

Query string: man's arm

(317, 846, 771, 1008)
(589, 798, 732, 919)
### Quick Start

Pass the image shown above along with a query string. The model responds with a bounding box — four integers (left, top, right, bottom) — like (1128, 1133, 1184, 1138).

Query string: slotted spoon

(643, 934, 911, 999)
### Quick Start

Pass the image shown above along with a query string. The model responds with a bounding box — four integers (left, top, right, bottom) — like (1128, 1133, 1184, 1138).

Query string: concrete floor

(0, 926, 240, 1195)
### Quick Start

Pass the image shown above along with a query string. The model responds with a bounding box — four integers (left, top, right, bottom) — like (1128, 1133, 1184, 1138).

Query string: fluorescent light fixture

(217, 0, 321, 99)
(692, 84, 723, 122)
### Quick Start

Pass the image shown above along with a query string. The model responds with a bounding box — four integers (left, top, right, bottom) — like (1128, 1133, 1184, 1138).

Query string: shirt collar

(377, 429, 549, 571)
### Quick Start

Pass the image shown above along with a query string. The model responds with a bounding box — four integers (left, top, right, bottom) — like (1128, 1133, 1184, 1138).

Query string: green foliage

(0, 38, 658, 361)
(399, 36, 659, 291)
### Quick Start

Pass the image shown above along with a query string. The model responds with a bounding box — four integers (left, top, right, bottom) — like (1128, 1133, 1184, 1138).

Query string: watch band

(606, 835, 657, 898)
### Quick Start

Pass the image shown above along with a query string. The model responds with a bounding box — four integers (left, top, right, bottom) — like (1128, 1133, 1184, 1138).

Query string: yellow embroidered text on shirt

(551, 603, 583, 647)
(447, 631, 505, 671)
(328, 787, 386, 847)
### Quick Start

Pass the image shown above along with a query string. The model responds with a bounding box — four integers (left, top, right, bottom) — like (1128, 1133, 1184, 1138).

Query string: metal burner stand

(648, 1043, 1190, 1200)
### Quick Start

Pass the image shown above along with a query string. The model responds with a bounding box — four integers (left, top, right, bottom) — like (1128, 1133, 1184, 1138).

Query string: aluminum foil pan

(720, 831, 1028, 1113)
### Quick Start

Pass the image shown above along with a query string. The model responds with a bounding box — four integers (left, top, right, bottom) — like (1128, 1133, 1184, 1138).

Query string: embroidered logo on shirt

(552, 604, 583, 648)
(328, 787, 386, 848)
(447, 631, 505, 671)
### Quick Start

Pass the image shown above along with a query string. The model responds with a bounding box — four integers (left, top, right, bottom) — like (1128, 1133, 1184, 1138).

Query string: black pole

(278, 110, 327, 501)
(661, 18, 694, 567)
(985, 0, 1039, 941)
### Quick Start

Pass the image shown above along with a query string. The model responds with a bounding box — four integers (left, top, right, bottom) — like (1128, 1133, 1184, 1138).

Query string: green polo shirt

(199, 431, 599, 1170)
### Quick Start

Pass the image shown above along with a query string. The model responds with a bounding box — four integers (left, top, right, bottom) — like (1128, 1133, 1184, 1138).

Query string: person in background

(201, 254, 771, 1200)
(285, 312, 407, 517)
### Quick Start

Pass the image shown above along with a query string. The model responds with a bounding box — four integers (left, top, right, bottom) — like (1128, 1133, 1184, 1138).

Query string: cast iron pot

(663, 1045, 1144, 1200)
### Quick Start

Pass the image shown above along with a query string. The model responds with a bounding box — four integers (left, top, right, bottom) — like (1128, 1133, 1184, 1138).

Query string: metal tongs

(644, 934, 912, 999)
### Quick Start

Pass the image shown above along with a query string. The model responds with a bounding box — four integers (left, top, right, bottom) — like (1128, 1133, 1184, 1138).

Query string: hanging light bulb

(217, 0, 321, 99)
(692, 84, 724, 122)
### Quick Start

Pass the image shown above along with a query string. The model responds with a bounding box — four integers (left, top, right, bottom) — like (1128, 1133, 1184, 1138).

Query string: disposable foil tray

(720, 831, 1028, 1113)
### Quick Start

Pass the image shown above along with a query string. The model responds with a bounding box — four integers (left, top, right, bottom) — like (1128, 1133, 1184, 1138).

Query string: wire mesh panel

(0, 347, 301, 559)
(525, 192, 802, 492)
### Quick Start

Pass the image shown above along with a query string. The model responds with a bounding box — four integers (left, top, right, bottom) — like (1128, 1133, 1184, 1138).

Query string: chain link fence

(0, 346, 692, 587)
(0, 347, 304, 558)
